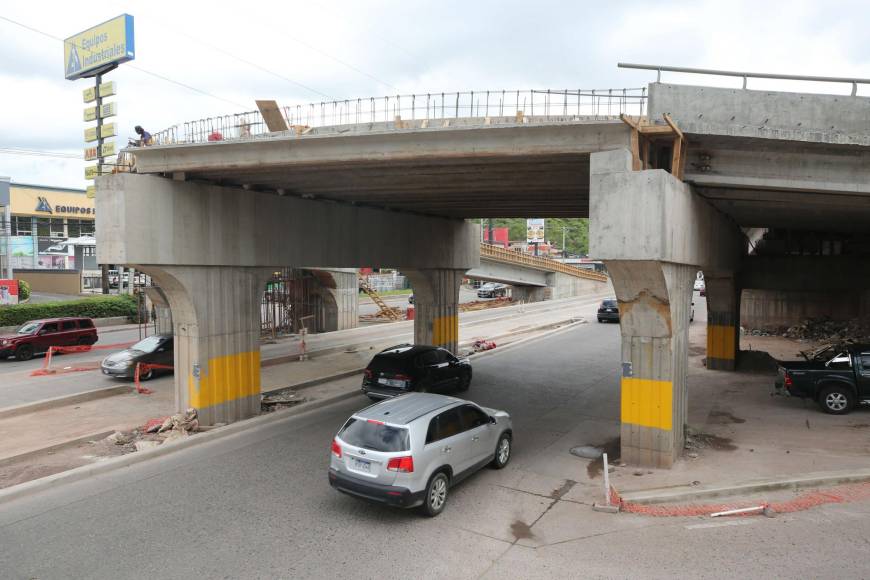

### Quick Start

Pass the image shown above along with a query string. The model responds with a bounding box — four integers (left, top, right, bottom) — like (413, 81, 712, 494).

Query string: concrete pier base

(143, 266, 272, 425)
(607, 261, 695, 468)
(405, 269, 464, 353)
(705, 275, 740, 371)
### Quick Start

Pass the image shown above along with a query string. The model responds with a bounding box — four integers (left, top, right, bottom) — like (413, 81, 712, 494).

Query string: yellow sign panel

(64, 14, 135, 81)
(9, 185, 95, 218)
(100, 122, 116, 138)
(85, 186, 96, 199)
(84, 102, 117, 121)
(82, 82, 116, 103)
(84, 106, 97, 122)
(85, 127, 99, 142)
(100, 141, 116, 157)
(84, 145, 98, 161)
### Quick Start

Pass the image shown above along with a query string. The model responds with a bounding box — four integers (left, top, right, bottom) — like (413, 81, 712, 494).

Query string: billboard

(526, 218, 545, 243)
(0, 280, 18, 306)
(64, 14, 135, 80)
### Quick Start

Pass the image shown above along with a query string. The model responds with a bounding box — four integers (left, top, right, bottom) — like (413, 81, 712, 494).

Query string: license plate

(608, 308, 615, 312)
(378, 378, 404, 388)
(352, 457, 371, 472)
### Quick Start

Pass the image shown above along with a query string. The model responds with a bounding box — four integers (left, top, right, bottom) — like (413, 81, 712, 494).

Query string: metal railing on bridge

(480, 243, 608, 282)
(151, 88, 647, 146)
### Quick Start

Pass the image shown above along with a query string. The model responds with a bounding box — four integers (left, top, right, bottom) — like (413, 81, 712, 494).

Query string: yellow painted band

(189, 350, 261, 408)
(707, 324, 736, 361)
(432, 314, 458, 347)
(621, 377, 673, 431)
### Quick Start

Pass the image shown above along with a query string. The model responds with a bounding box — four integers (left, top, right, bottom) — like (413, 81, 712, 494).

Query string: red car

(0, 317, 98, 361)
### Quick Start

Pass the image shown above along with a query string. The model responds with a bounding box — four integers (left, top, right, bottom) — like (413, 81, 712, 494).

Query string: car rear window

(368, 354, 411, 374)
(602, 300, 617, 308)
(339, 418, 410, 452)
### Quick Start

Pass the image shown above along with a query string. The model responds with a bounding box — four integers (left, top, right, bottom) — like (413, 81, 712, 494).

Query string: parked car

(0, 317, 98, 361)
(362, 344, 471, 400)
(597, 298, 619, 323)
(101, 334, 173, 380)
(477, 282, 507, 299)
(775, 344, 870, 414)
(328, 392, 513, 516)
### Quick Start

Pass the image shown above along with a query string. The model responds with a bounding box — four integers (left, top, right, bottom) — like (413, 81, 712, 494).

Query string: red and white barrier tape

(133, 362, 174, 394)
(30, 342, 136, 376)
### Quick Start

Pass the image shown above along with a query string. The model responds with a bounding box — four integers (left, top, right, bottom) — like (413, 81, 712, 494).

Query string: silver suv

(328, 393, 513, 516)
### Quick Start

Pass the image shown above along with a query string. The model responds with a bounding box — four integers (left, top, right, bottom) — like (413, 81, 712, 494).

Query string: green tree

(479, 218, 589, 256)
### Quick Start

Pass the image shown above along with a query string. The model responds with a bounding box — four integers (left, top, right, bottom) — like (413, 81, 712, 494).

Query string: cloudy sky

(1, 0, 868, 189)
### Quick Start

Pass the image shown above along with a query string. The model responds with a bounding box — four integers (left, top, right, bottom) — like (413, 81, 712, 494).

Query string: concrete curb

(620, 468, 870, 505)
(0, 430, 116, 467)
(0, 386, 134, 420)
(0, 390, 364, 506)
(261, 368, 365, 397)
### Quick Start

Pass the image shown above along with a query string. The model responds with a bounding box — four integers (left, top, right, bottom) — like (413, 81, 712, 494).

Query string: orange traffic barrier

(30, 342, 136, 376)
(133, 362, 174, 394)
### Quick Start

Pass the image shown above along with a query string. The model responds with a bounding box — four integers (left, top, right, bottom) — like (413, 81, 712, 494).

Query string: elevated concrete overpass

(99, 74, 870, 468)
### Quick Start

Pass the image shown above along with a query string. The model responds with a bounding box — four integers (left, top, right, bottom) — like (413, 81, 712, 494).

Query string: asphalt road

(2, 309, 867, 579)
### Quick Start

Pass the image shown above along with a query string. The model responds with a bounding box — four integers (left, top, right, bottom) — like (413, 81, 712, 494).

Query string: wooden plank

(637, 125, 674, 136)
(640, 137, 649, 170)
(256, 100, 290, 132)
(677, 138, 688, 180)
(629, 127, 642, 171)
(671, 136, 683, 180)
(662, 113, 684, 141)
(619, 113, 639, 129)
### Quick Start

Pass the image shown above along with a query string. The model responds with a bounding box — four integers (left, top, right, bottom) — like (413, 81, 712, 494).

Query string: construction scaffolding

(261, 269, 327, 338)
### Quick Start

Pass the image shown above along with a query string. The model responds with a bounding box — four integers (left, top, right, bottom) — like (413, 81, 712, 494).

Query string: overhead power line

(0, 147, 81, 159)
(0, 15, 247, 109)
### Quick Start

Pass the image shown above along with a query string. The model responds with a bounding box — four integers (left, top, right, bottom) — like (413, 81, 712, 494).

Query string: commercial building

(2, 182, 98, 294)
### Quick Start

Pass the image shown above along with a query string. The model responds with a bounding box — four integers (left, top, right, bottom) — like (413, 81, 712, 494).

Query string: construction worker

(134, 125, 153, 146)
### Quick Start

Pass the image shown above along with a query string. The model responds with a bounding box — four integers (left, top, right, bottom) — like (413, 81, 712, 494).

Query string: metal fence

(151, 88, 647, 146)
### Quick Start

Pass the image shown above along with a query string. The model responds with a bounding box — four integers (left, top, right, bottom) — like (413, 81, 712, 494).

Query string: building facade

(3, 183, 98, 293)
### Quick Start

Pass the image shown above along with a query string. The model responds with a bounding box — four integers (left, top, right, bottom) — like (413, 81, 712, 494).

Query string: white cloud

(1, 0, 868, 188)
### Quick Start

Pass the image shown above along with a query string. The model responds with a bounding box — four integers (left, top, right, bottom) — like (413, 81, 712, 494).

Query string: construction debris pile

(459, 297, 512, 312)
(780, 318, 870, 343)
(360, 306, 405, 322)
(103, 408, 201, 453)
(261, 390, 306, 412)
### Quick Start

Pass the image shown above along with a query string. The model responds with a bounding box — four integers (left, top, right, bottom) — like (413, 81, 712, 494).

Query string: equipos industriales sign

(64, 14, 135, 80)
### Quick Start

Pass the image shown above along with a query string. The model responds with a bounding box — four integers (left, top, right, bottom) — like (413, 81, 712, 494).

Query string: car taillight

(331, 438, 342, 458)
(784, 373, 793, 389)
(387, 456, 414, 472)
(364, 369, 372, 379)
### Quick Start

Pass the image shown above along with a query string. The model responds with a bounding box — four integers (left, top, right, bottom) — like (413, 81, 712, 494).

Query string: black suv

(362, 344, 472, 400)
(597, 298, 619, 323)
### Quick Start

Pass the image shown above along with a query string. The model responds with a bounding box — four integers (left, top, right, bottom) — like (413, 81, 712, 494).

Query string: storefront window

(80, 221, 95, 235)
(50, 218, 66, 237)
(68, 219, 81, 238)
(36, 218, 50, 237)
(11, 216, 32, 236)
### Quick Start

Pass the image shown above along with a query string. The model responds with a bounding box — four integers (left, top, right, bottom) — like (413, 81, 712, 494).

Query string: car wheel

(819, 385, 854, 415)
(490, 433, 512, 469)
(421, 472, 450, 517)
(457, 371, 471, 392)
(139, 368, 154, 381)
(15, 344, 34, 362)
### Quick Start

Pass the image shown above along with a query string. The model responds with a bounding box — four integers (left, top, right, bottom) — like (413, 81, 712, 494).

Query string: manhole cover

(570, 446, 603, 459)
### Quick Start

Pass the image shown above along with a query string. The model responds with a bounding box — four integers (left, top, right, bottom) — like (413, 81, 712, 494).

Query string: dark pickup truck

(776, 344, 870, 414)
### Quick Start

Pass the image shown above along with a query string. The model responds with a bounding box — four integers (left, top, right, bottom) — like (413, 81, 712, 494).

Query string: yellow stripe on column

(189, 351, 261, 408)
(707, 324, 736, 361)
(621, 377, 673, 431)
(432, 314, 458, 346)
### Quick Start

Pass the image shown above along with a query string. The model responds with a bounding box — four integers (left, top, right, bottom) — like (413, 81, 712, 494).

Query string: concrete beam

(741, 255, 870, 292)
(96, 173, 479, 270)
(649, 83, 870, 147)
(468, 260, 549, 287)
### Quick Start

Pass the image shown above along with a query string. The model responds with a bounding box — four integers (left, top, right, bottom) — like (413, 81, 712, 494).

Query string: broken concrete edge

(0, 317, 585, 505)
(0, 390, 364, 507)
(592, 503, 620, 513)
(0, 430, 116, 468)
(0, 386, 135, 420)
(619, 468, 870, 505)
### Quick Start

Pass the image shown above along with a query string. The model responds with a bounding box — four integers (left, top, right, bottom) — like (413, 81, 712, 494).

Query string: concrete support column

(606, 260, 695, 469)
(405, 269, 464, 353)
(143, 265, 271, 425)
(705, 275, 740, 371)
(511, 285, 546, 303)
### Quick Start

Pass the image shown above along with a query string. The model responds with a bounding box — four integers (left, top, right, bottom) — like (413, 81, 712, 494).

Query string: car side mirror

(489, 416, 497, 424)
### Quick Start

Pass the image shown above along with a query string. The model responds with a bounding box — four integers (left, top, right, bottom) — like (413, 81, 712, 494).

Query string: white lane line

(685, 519, 757, 530)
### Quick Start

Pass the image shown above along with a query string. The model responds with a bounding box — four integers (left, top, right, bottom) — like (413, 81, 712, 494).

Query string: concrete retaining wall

(740, 289, 866, 330)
